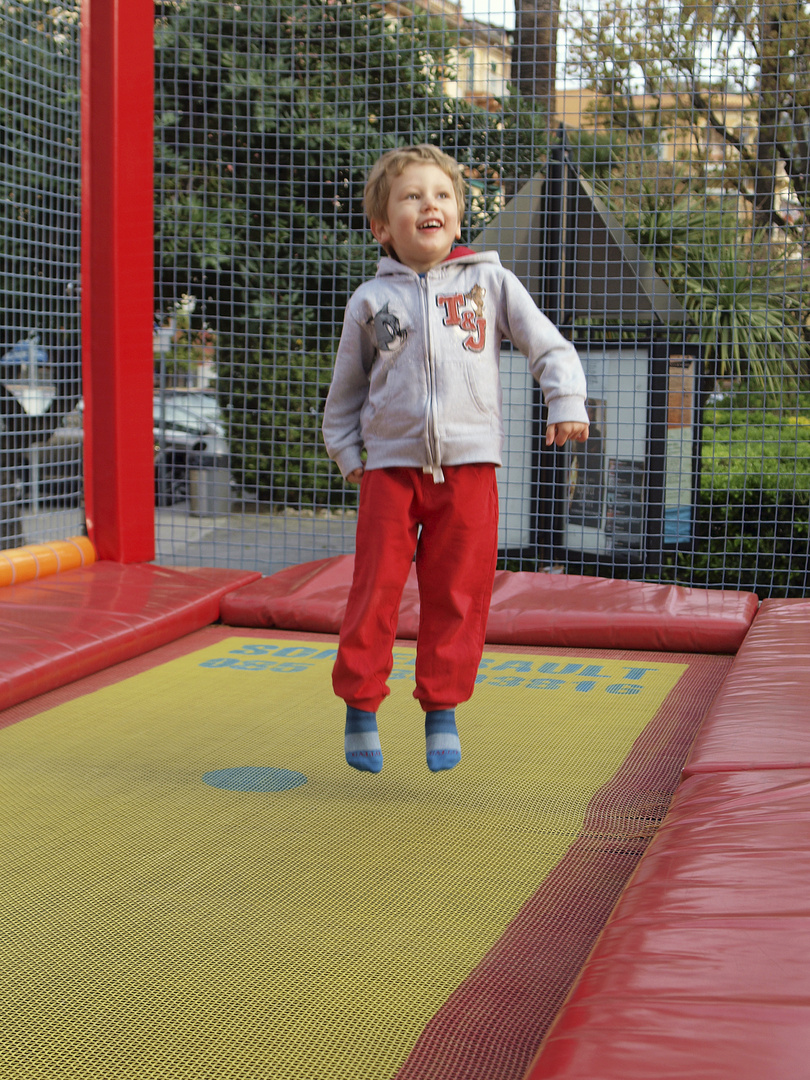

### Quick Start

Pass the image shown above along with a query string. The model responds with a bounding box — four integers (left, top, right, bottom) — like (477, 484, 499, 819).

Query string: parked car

(159, 390, 223, 427)
(2, 384, 233, 508)
(153, 391, 232, 506)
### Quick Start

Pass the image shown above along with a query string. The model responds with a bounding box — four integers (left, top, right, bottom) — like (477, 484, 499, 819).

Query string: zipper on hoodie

(419, 274, 440, 475)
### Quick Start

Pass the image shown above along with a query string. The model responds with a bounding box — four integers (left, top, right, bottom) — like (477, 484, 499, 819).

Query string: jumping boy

(323, 144, 589, 774)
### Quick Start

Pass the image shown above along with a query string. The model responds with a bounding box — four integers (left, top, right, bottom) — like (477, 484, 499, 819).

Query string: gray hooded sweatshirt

(322, 249, 588, 481)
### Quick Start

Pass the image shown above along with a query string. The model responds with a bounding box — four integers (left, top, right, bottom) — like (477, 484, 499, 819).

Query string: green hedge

(664, 390, 810, 597)
(678, 489, 810, 597)
(226, 342, 350, 509)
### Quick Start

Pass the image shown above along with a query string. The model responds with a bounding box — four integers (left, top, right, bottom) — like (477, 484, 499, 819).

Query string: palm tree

(512, 0, 560, 124)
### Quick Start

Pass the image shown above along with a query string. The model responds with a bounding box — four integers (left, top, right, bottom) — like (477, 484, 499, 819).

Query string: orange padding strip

(0, 536, 96, 587)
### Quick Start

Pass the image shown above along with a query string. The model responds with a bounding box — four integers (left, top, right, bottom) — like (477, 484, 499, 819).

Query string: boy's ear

(370, 218, 391, 249)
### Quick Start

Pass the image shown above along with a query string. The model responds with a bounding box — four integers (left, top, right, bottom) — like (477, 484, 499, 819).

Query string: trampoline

(8, 6, 810, 1072)
(0, 553, 768, 1080)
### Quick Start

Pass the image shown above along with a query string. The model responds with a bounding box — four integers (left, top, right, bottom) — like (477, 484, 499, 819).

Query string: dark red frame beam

(81, 0, 154, 562)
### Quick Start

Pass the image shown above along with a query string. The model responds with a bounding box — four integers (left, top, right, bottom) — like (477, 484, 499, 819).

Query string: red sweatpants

(332, 464, 499, 713)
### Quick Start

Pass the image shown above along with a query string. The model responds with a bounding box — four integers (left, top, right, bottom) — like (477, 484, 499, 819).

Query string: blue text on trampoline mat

(198, 642, 667, 696)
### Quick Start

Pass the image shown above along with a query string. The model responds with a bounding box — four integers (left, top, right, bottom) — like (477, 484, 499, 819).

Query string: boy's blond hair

(363, 144, 467, 227)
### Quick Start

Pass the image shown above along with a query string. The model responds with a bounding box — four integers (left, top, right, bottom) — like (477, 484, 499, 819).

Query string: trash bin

(188, 452, 233, 517)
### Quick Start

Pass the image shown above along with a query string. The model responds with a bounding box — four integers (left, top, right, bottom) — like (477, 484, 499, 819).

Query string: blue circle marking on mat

(203, 767, 307, 793)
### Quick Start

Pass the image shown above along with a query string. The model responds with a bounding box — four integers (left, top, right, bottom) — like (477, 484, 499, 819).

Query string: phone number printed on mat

(199, 642, 671, 696)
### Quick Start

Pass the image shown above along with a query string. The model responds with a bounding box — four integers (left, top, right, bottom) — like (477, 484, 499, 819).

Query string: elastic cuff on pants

(343, 696, 386, 713)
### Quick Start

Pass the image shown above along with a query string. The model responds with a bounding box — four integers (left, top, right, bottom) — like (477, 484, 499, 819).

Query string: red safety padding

(0, 562, 261, 713)
(684, 597, 810, 774)
(486, 569, 756, 652)
(524, 769, 810, 1080)
(219, 554, 758, 654)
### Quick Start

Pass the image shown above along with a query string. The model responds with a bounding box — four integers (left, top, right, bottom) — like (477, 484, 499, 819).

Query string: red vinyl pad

(524, 768, 810, 1080)
(0, 562, 261, 713)
(219, 554, 758, 654)
(684, 597, 810, 774)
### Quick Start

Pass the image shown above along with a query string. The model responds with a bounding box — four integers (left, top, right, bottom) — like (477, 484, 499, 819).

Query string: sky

(459, 0, 516, 31)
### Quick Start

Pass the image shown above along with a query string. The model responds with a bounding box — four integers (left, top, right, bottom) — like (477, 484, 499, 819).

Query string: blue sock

(425, 709, 461, 772)
(344, 706, 383, 773)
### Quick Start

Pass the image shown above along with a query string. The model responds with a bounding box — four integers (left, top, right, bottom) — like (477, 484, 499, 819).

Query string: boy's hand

(346, 467, 365, 484)
(546, 422, 589, 447)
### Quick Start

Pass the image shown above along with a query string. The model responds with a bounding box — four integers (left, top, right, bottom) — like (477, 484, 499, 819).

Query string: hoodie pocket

(362, 360, 427, 441)
(436, 360, 499, 435)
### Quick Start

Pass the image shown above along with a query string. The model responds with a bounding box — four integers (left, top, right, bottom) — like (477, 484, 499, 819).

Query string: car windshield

(161, 392, 221, 422)
(153, 396, 225, 436)
(7, 390, 228, 436)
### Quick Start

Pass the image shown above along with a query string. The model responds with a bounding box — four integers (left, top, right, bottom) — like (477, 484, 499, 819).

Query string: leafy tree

(562, 0, 810, 230)
(0, 0, 81, 346)
(154, 0, 551, 505)
(0, 0, 82, 543)
(559, 0, 810, 389)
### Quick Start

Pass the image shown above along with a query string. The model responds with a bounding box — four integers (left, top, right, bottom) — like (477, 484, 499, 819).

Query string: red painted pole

(81, 0, 154, 562)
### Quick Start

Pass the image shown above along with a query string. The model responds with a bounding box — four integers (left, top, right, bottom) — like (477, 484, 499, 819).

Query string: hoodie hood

(375, 249, 501, 278)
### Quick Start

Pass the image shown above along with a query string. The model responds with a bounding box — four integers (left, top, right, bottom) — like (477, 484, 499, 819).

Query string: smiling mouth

(418, 220, 443, 230)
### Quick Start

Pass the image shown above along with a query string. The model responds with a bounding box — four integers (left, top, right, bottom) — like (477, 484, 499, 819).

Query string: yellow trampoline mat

(0, 638, 687, 1080)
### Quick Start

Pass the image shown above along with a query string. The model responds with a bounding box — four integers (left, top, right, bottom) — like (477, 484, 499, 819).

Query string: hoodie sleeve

(322, 304, 375, 478)
(498, 270, 589, 426)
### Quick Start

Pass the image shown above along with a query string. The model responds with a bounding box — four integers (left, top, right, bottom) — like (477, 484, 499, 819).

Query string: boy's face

(370, 162, 462, 273)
